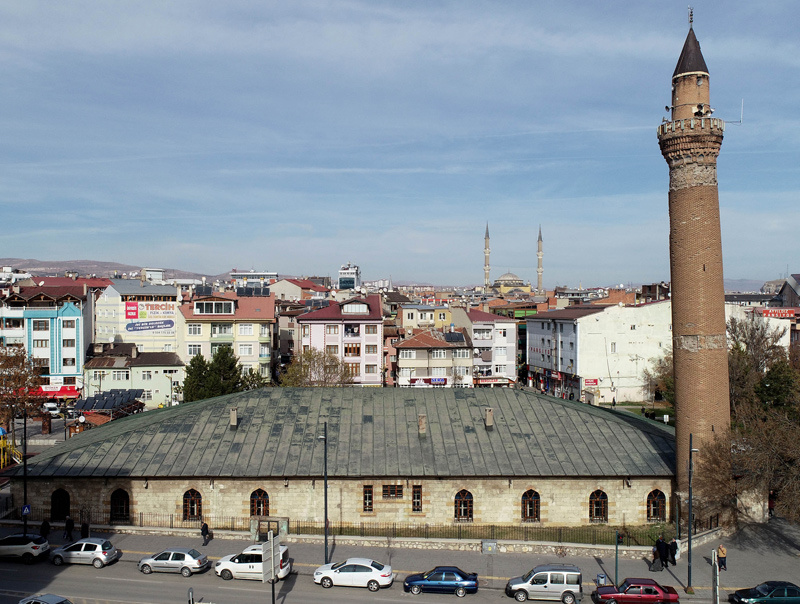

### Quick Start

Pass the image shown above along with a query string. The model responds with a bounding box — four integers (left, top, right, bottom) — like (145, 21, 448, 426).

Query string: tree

(755, 356, 799, 409)
(206, 345, 243, 398)
(280, 348, 354, 387)
(182, 354, 210, 403)
(241, 368, 269, 391)
(642, 352, 674, 406)
(0, 346, 43, 444)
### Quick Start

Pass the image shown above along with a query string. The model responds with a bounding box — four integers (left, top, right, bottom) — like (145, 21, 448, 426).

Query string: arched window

(454, 489, 473, 522)
(51, 488, 70, 521)
(183, 489, 202, 521)
(110, 489, 130, 523)
(521, 490, 540, 522)
(250, 489, 270, 516)
(589, 490, 608, 523)
(647, 489, 666, 522)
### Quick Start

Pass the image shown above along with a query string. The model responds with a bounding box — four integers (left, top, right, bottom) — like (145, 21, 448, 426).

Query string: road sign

(261, 530, 281, 583)
(21, 504, 31, 516)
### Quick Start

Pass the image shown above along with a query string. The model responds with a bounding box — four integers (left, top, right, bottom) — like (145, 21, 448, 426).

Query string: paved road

(2, 518, 799, 604)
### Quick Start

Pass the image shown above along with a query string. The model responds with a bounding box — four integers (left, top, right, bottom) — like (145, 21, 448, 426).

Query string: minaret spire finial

(688, 6, 693, 28)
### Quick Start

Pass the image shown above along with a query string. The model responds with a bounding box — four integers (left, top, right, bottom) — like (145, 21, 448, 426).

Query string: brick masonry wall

(13, 476, 673, 527)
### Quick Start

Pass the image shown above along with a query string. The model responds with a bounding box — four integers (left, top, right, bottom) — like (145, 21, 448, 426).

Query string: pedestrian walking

(656, 536, 670, 568)
(40, 520, 51, 540)
(200, 521, 210, 546)
(717, 543, 727, 571)
(668, 538, 678, 566)
(63, 515, 74, 541)
(80, 521, 89, 539)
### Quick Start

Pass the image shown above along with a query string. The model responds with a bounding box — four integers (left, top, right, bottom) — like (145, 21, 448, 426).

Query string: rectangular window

(62, 339, 76, 348)
(474, 329, 491, 339)
(364, 324, 378, 334)
(92, 371, 103, 381)
(412, 485, 422, 512)
(194, 301, 234, 314)
(238, 323, 254, 336)
(406, 312, 413, 320)
(611, 342, 617, 353)
(346, 363, 360, 377)
(630, 325, 636, 330)
(325, 325, 339, 335)
(345, 344, 361, 357)
(399, 350, 415, 359)
(494, 365, 504, 373)
(365, 344, 378, 355)
(188, 324, 202, 336)
(33, 320, 48, 331)
(188, 344, 202, 356)
(431, 367, 446, 377)
(62, 320, 76, 329)
(344, 325, 360, 337)
(163, 344, 173, 352)
(142, 371, 152, 381)
(495, 347, 507, 358)
(363, 485, 373, 512)
(238, 344, 253, 356)
(63, 376, 76, 385)
(559, 324, 563, 333)
(438, 313, 446, 321)
(400, 368, 413, 377)
(260, 324, 271, 337)
(211, 323, 233, 336)
(302, 325, 310, 337)
(112, 371, 129, 381)
(431, 349, 446, 359)
(570, 342, 574, 350)
(455, 366, 469, 377)
(498, 329, 507, 338)
(453, 349, 469, 358)
(33, 340, 49, 348)
(365, 364, 378, 374)
(63, 358, 76, 367)
(142, 390, 152, 401)
(382, 485, 403, 499)
(326, 345, 339, 355)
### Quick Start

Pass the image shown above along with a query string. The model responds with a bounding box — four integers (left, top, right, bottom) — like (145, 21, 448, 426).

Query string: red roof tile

(298, 295, 383, 322)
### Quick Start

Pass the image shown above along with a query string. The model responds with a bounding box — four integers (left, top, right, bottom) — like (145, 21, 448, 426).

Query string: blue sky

(1, 1, 798, 288)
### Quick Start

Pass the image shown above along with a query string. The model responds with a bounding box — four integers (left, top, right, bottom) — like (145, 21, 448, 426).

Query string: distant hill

(723, 278, 769, 293)
(0, 258, 214, 282)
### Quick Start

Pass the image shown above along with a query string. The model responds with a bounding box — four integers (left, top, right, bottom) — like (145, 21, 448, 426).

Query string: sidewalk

(3, 518, 797, 601)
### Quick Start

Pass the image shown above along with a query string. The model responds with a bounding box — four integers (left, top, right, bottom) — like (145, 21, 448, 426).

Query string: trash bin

(596, 574, 606, 586)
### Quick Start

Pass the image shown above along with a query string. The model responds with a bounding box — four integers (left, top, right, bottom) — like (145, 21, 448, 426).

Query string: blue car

(404, 566, 479, 597)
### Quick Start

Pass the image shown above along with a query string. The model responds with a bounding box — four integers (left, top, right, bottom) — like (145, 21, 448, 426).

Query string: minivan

(42, 402, 61, 418)
(505, 564, 583, 603)
(215, 543, 291, 581)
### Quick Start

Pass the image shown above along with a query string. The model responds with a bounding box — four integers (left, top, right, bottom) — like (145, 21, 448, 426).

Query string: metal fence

(6, 506, 679, 546)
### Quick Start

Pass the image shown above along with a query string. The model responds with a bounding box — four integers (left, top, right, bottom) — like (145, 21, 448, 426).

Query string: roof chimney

(483, 407, 494, 430)
(230, 407, 238, 429)
(418, 413, 427, 437)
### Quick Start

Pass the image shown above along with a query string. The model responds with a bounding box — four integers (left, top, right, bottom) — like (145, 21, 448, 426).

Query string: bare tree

(279, 348, 354, 387)
(0, 346, 43, 445)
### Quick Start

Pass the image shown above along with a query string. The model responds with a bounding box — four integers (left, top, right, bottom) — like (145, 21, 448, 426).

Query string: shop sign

(759, 308, 796, 319)
(584, 378, 599, 386)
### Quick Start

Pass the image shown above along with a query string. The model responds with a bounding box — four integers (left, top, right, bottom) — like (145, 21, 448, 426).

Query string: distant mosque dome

(494, 272, 524, 286)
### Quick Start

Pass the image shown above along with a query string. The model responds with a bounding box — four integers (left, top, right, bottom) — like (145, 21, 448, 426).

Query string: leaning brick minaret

(484, 223, 491, 292)
(657, 16, 730, 494)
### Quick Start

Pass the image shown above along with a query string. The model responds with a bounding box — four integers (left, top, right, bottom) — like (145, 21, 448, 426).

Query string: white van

(42, 402, 61, 418)
(505, 564, 583, 603)
(215, 544, 290, 581)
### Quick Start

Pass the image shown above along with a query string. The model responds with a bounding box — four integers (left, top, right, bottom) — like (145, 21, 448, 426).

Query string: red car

(592, 578, 680, 604)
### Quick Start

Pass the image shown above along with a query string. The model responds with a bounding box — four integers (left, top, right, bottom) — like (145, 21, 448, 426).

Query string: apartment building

(297, 295, 384, 386)
(451, 307, 517, 387)
(398, 305, 452, 331)
(394, 329, 473, 388)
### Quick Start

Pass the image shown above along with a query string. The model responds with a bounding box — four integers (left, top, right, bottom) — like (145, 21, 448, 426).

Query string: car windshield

(331, 561, 346, 570)
(619, 581, 632, 592)
(371, 561, 385, 571)
(755, 584, 772, 596)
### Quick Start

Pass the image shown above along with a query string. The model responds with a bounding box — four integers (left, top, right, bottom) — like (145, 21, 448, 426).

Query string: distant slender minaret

(483, 223, 491, 292)
(657, 11, 730, 494)
(536, 225, 544, 295)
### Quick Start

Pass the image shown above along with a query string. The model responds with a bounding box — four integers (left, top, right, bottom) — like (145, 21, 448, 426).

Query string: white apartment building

(526, 301, 791, 403)
(451, 307, 517, 387)
(297, 295, 384, 386)
(337, 262, 361, 290)
(394, 329, 473, 388)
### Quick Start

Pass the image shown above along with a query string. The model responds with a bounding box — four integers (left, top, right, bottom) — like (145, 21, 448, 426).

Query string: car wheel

(181, 567, 193, 578)
(93, 558, 105, 569)
(411, 585, 422, 595)
(562, 593, 576, 604)
(52, 556, 64, 566)
(321, 576, 333, 588)
(515, 590, 528, 602)
(607, 599, 617, 604)
(456, 586, 467, 598)
(22, 553, 34, 565)
(221, 569, 233, 580)
(140, 564, 152, 574)
(368, 580, 380, 592)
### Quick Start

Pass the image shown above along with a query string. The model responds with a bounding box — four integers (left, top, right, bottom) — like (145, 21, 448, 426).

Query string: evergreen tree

(182, 354, 210, 403)
(207, 345, 243, 397)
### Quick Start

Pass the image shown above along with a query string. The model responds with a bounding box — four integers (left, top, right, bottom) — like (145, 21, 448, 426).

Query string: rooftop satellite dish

(39, 281, 44, 286)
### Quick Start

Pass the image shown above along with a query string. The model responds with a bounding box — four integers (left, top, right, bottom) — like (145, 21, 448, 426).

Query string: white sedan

(314, 557, 394, 591)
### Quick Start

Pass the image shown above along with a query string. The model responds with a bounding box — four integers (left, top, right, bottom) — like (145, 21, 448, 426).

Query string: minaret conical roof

(673, 26, 708, 77)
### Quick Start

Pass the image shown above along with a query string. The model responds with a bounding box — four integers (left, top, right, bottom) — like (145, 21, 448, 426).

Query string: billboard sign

(124, 301, 176, 336)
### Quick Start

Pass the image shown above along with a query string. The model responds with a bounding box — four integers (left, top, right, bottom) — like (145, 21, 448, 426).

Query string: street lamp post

(22, 407, 28, 537)
(318, 422, 329, 564)
(686, 433, 699, 594)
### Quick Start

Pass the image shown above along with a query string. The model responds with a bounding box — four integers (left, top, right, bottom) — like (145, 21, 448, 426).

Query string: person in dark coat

(656, 536, 670, 568)
(201, 521, 210, 546)
(63, 515, 74, 541)
(668, 538, 678, 566)
(650, 547, 663, 572)
(40, 520, 51, 540)
(80, 522, 89, 539)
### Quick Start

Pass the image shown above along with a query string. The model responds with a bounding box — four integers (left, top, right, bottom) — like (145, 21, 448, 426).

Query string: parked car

(314, 557, 394, 591)
(18, 595, 73, 604)
(138, 547, 209, 577)
(507, 564, 583, 603)
(50, 537, 120, 568)
(592, 578, 680, 604)
(404, 566, 479, 597)
(215, 543, 291, 581)
(42, 402, 61, 417)
(729, 582, 800, 604)
(0, 533, 50, 564)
